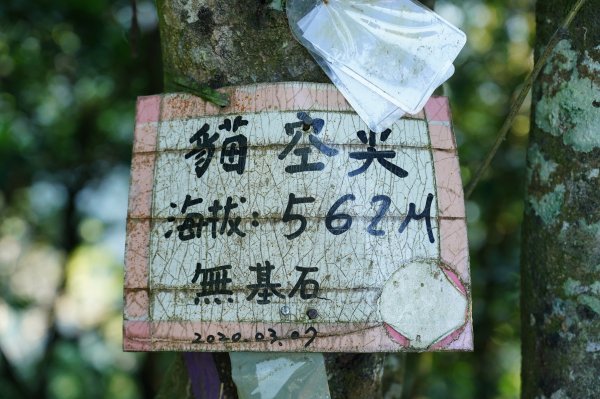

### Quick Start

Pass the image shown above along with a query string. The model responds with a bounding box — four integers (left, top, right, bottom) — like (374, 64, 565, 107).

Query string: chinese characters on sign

(124, 83, 472, 352)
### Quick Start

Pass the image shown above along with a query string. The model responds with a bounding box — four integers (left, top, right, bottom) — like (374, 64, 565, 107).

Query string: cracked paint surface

(123, 83, 472, 352)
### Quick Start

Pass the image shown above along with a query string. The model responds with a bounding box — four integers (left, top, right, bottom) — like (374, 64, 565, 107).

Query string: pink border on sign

(146, 321, 406, 352)
(124, 220, 150, 289)
(124, 95, 160, 351)
(133, 122, 158, 154)
(427, 98, 472, 351)
(124, 84, 472, 352)
(439, 219, 470, 283)
(136, 95, 161, 124)
(433, 150, 466, 218)
(124, 290, 149, 320)
(124, 321, 151, 351)
(424, 97, 451, 122)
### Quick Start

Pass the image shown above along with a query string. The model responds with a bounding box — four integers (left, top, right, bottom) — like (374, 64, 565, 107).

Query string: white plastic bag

(287, 0, 466, 132)
(230, 352, 331, 399)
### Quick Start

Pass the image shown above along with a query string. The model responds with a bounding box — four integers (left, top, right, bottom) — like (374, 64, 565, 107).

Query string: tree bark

(154, 0, 427, 397)
(522, 1, 600, 398)
(156, 0, 327, 90)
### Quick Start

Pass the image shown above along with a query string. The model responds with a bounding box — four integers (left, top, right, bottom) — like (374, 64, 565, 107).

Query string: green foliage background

(0, 0, 533, 397)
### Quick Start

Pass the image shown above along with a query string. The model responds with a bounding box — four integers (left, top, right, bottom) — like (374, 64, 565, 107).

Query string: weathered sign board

(124, 83, 472, 352)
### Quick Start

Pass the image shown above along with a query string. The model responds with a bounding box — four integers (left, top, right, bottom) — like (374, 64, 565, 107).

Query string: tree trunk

(153, 0, 444, 397)
(521, 1, 600, 398)
(156, 0, 328, 90)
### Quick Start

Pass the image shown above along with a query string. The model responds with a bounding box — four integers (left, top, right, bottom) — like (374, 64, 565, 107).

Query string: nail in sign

(124, 83, 472, 352)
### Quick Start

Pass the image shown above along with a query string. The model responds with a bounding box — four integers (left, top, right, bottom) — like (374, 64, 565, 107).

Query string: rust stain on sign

(124, 82, 472, 352)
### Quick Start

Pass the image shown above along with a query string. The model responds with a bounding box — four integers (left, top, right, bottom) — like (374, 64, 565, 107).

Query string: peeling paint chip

(123, 83, 472, 352)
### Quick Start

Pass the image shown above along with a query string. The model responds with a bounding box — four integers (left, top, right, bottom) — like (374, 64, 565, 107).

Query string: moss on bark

(521, 1, 600, 398)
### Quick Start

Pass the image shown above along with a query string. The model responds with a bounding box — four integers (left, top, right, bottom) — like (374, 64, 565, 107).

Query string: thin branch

(130, 0, 140, 58)
(464, 0, 588, 199)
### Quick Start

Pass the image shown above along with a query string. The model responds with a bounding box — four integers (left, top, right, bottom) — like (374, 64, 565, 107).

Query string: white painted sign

(124, 83, 472, 352)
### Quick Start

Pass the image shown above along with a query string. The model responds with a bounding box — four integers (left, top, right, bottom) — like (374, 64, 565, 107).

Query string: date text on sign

(124, 83, 472, 352)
